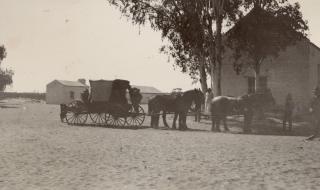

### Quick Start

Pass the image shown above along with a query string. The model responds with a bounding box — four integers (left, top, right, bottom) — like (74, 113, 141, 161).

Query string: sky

(0, 0, 319, 93)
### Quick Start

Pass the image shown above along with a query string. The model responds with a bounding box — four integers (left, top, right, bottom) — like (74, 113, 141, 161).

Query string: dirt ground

(1, 99, 320, 190)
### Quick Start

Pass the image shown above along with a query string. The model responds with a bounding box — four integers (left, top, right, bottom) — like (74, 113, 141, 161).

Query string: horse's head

(185, 88, 204, 111)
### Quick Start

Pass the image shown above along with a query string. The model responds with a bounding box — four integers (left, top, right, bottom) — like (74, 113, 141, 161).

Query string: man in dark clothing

(306, 86, 320, 141)
(60, 104, 67, 122)
(243, 106, 253, 133)
(283, 93, 294, 131)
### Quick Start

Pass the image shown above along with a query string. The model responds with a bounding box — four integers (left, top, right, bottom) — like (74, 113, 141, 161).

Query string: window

(247, 76, 268, 93)
(70, 91, 75, 99)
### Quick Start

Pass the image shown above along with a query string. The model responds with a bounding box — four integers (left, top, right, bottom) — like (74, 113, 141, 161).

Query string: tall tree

(157, 1, 211, 92)
(227, 1, 308, 92)
(210, 0, 225, 96)
(108, 0, 242, 94)
(0, 45, 14, 91)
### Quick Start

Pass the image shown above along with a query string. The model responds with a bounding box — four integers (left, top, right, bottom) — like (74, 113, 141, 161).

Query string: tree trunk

(199, 54, 208, 93)
(214, 16, 223, 96)
(254, 60, 265, 119)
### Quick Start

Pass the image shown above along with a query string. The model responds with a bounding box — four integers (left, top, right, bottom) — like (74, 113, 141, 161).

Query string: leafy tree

(108, 0, 211, 92)
(0, 45, 14, 91)
(0, 45, 6, 61)
(226, 1, 308, 92)
(108, 0, 242, 95)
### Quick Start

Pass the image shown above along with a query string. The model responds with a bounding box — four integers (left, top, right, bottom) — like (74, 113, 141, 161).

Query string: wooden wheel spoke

(90, 113, 106, 125)
(127, 105, 145, 127)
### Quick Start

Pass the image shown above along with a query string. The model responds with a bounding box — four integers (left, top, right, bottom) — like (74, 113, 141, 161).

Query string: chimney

(78, 78, 86, 85)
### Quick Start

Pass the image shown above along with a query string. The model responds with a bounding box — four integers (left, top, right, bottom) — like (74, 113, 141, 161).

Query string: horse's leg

(179, 113, 187, 130)
(223, 116, 229, 131)
(216, 117, 221, 132)
(243, 111, 252, 133)
(211, 112, 215, 131)
(183, 113, 188, 129)
(150, 114, 154, 128)
(155, 114, 160, 128)
(162, 111, 169, 128)
(178, 113, 184, 130)
(172, 113, 178, 129)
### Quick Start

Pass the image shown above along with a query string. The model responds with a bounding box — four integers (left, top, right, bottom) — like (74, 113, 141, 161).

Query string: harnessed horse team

(148, 89, 275, 132)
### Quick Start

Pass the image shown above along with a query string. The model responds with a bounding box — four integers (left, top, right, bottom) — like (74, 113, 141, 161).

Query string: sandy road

(0, 99, 320, 190)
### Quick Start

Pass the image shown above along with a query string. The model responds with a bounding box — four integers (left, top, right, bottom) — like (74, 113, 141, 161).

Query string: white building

(46, 79, 88, 105)
(132, 85, 163, 104)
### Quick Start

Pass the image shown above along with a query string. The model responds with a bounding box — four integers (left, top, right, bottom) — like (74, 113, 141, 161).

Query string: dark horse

(210, 91, 275, 133)
(148, 89, 204, 130)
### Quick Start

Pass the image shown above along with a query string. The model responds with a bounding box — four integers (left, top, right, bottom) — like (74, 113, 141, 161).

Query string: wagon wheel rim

(89, 113, 107, 125)
(126, 105, 145, 127)
(106, 114, 126, 127)
(66, 111, 88, 125)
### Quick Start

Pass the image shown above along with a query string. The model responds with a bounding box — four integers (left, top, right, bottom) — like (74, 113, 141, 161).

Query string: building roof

(132, 85, 162, 94)
(310, 41, 320, 52)
(55, 80, 88, 87)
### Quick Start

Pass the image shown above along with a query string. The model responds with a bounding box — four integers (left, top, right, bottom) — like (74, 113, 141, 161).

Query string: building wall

(309, 43, 320, 99)
(268, 41, 310, 113)
(46, 81, 88, 105)
(46, 81, 65, 104)
(220, 40, 311, 114)
(140, 93, 162, 104)
(61, 86, 87, 104)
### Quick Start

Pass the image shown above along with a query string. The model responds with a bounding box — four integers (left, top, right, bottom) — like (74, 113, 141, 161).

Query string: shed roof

(132, 85, 162, 94)
(55, 80, 88, 87)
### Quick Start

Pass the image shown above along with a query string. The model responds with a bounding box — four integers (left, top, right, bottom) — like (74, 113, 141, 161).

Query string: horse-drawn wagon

(63, 79, 145, 127)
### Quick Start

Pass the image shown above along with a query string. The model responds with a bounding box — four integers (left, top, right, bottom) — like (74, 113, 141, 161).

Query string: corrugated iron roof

(56, 80, 88, 87)
(132, 85, 162, 94)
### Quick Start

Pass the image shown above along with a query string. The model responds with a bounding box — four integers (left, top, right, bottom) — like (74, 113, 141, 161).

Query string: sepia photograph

(0, 0, 320, 189)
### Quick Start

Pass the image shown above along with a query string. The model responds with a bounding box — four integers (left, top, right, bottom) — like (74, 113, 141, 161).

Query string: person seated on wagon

(129, 87, 142, 113)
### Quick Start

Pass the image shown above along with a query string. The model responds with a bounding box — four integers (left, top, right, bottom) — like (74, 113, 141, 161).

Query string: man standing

(60, 104, 67, 122)
(306, 86, 320, 141)
(243, 106, 253, 133)
(283, 93, 294, 131)
(205, 88, 214, 114)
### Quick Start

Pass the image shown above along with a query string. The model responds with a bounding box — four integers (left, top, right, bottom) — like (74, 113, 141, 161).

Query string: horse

(210, 91, 275, 133)
(148, 89, 204, 130)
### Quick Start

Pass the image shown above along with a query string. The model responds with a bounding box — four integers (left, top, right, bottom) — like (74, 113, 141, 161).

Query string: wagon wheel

(65, 100, 88, 125)
(126, 105, 145, 127)
(89, 113, 107, 125)
(106, 113, 126, 127)
(66, 112, 88, 125)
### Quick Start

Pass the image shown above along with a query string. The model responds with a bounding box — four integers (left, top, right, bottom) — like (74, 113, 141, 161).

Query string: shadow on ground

(60, 112, 314, 137)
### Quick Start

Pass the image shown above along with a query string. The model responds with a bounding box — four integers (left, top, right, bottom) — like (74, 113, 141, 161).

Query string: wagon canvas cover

(109, 79, 130, 105)
(89, 80, 113, 102)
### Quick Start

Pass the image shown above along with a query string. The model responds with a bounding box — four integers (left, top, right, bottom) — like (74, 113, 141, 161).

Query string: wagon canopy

(89, 80, 113, 102)
(89, 79, 131, 104)
(109, 79, 130, 105)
